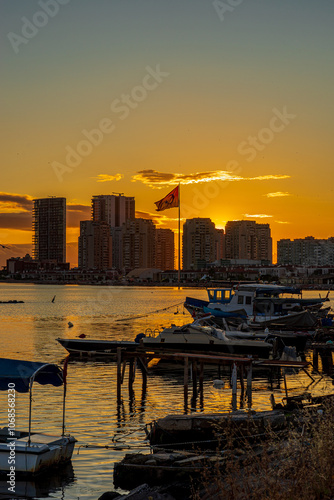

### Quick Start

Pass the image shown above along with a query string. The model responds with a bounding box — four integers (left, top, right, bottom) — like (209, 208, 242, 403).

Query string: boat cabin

(207, 288, 233, 304)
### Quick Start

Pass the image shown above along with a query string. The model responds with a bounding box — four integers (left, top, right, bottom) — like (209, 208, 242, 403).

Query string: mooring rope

(76, 443, 149, 453)
(115, 301, 185, 322)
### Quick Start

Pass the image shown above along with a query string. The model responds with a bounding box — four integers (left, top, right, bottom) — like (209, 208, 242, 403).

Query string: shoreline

(0, 279, 333, 291)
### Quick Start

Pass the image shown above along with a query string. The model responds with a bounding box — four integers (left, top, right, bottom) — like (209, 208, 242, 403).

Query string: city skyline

(1, 1, 334, 268)
(0, 189, 334, 268)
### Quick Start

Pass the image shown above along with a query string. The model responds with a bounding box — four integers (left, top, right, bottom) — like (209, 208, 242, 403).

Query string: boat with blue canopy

(184, 284, 329, 328)
(0, 358, 76, 475)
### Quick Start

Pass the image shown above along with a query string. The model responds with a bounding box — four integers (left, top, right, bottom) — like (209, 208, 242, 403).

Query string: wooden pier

(115, 347, 310, 411)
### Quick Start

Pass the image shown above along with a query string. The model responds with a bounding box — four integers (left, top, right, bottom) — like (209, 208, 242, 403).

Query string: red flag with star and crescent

(154, 186, 179, 212)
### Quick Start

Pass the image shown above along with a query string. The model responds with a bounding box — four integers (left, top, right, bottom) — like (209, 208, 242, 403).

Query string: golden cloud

(135, 210, 179, 227)
(93, 174, 124, 182)
(0, 192, 33, 213)
(66, 204, 91, 227)
(132, 170, 290, 188)
(265, 192, 291, 198)
(243, 214, 273, 218)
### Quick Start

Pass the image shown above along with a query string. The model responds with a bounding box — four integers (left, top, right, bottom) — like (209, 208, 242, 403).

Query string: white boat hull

(0, 431, 76, 474)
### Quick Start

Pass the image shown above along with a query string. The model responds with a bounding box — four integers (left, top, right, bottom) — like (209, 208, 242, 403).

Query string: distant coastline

(0, 278, 332, 291)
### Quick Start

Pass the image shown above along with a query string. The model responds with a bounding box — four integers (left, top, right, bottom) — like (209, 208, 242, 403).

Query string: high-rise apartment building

(78, 221, 112, 270)
(122, 218, 156, 270)
(277, 237, 334, 266)
(91, 194, 135, 227)
(216, 228, 225, 261)
(155, 228, 175, 270)
(91, 194, 135, 269)
(32, 197, 66, 263)
(225, 220, 272, 263)
(182, 218, 218, 269)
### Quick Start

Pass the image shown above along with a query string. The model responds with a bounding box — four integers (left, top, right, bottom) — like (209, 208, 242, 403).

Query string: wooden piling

(239, 364, 245, 406)
(246, 363, 252, 409)
(192, 360, 198, 401)
(121, 361, 127, 384)
(313, 348, 319, 372)
(137, 355, 148, 393)
(199, 362, 204, 408)
(117, 347, 122, 404)
(283, 372, 289, 401)
(184, 356, 189, 410)
(231, 363, 237, 411)
(128, 359, 135, 392)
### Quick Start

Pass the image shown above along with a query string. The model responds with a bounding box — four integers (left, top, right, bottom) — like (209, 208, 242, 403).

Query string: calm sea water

(0, 283, 333, 500)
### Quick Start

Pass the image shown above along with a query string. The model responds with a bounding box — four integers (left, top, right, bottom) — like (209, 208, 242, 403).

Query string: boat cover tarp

(203, 306, 247, 319)
(0, 358, 63, 393)
(251, 286, 301, 296)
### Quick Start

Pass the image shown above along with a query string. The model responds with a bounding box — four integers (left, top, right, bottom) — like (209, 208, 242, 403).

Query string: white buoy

(213, 379, 225, 388)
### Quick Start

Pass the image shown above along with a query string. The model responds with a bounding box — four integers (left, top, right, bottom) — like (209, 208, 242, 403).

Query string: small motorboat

(57, 337, 137, 356)
(141, 319, 272, 358)
(0, 358, 76, 475)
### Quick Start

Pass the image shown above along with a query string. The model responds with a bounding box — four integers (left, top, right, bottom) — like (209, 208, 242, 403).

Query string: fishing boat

(141, 320, 273, 358)
(57, 338, 138, 356)
(185, 284, 329, 328)
(57, 323, 272, 358)
(0, 358, 76, 475)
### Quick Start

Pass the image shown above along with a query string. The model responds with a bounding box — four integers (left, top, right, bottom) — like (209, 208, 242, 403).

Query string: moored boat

(0, 358, 76, 475)
(141, 320, 273, 358)
(57, 338, 138, 356)
(185, 284, 329, 329)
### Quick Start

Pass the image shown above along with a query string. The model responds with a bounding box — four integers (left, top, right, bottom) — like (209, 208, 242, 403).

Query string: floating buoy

(78, 333, 86, 338)
(213, 379, 225, 388)
(68, 321, 73, 328)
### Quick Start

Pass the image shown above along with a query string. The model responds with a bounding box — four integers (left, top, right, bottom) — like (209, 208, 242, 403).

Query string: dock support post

(117, 347, 122, 404)
(121, 361, 127, 384)
(128, 358, 135, 394)
(313, 348, 319, 372)
(184, 356, 188, 411)
(231, 363, 237, 411)
(239, 365, 245, 408)
(246, 362, 252, 409)
(199, 362, 204, 408)
(192, 360, 198, 404)
(137, 356, 148, 393)
(192, 360, 198, 397)
(283, 372, 289, 401)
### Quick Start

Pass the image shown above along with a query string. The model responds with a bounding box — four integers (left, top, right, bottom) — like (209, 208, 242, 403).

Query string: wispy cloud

(243, 214, 273, 218)
(0, 213, 31, 231)
(67, 204, 91, 227)
(0, 192, 33, 213)
(265, 192, 291, 198)
(92, 174, 124, 183)
(132, 170, 290, 188)
(135, 210, 179, 226)
(275, 220, 290, 224)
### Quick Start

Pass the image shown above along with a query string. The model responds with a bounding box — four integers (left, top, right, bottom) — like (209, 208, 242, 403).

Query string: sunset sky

(1, 0, 333, 266)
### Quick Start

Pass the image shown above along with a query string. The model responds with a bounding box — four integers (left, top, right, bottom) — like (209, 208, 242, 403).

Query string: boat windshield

(207, 289, 233, 303)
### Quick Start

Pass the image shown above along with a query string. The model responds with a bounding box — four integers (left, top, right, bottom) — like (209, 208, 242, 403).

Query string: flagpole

(178, 183, 181, 285)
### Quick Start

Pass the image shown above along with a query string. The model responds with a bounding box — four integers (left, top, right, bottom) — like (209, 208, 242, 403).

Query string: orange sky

(1, 1, 333, 267)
